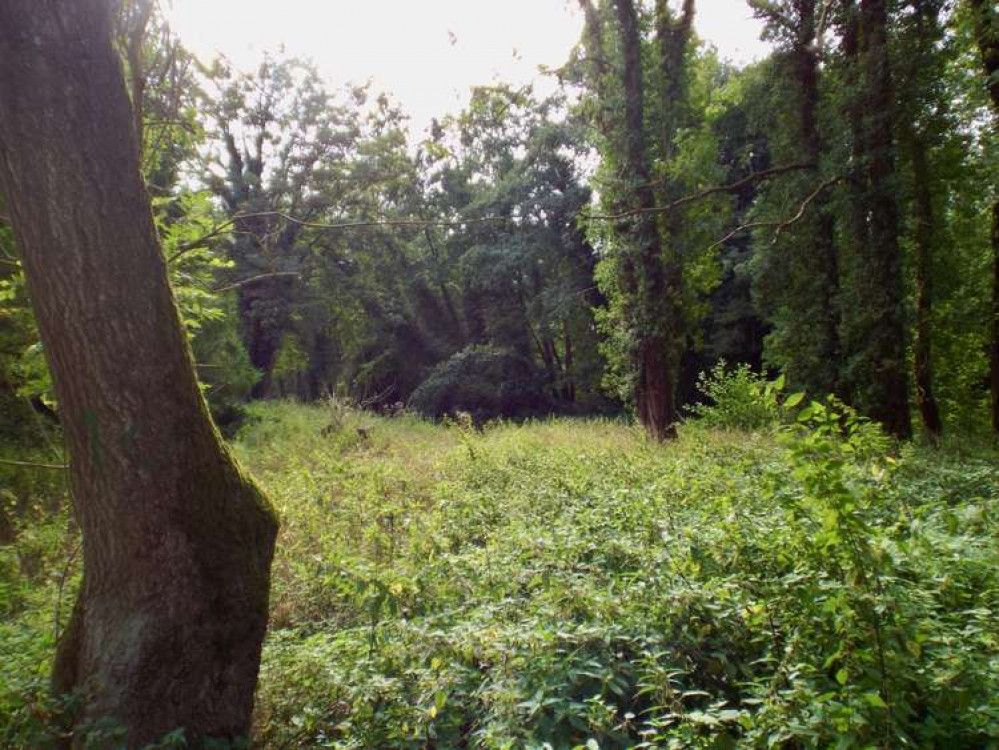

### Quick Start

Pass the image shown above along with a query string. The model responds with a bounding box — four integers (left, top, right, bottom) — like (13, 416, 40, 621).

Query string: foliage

(408, 346, 550, 423)
(242, 404, 997, 748)
(4, 403, 998, 746)
(2, 0, 999, 743)
(687, 360, 789, 431)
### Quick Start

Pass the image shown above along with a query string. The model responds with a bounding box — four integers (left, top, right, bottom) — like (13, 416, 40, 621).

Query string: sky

(168, 0, 770, 138)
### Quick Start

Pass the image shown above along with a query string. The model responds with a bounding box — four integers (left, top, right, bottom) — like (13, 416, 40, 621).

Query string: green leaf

(863, 692, 889, 709)
(784, 392, 805, 409)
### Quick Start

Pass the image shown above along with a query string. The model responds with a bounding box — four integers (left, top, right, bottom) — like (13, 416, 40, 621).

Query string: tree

(968, 0, 999, 434)
(0, 1, 278, 744)
(749, 0, 841, 395)
(434, 88, 602, 405)
(578, 0, 698, 439)
(840, 0, 912, 438)
(206, 56, 360, 398)
(894, 0, 950, 439)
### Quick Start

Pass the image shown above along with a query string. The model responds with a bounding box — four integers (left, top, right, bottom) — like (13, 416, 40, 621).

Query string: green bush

(688, 360, 786, 431)
(408, 346, 550, 423)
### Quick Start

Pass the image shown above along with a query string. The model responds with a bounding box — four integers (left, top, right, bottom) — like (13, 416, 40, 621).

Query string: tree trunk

(908, 133, 943, 439)
(861, 0, 911, 438)
(615, 0, 682, 440)
(969, 0, 999, 435)
(563, 320, 576, 402)
(842, 0, 912, 438)
(238, 274, 294, 400)
(992, 201, 999, 435)
(0, 2, 278, 746)
(794, 0, 841, 394)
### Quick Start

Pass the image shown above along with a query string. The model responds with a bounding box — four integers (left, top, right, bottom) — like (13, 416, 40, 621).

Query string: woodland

(0, 0, 997, 747)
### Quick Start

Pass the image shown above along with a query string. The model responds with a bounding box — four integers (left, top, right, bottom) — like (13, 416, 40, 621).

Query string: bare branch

(0, 457, 67, 470)
(243, 211, 511, 232)
(212, 271, 300, 294)
(704, 174, 844, 252)
(167, 221, 236, 263)
(168, 211, 511, 265)
(581, 162, 817, 222)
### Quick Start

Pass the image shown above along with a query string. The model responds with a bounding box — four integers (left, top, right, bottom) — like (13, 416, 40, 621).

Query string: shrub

(408, 346, 550, 422)
(688, 360, 785, 431)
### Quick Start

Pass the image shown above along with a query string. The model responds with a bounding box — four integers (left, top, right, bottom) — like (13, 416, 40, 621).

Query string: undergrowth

(1, 400, 997, 748)
(240, 402, 999, 748)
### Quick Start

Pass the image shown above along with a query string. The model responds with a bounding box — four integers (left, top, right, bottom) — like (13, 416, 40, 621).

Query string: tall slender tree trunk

(795, 0, 841, 394)
(563, 320, 576, 402)
(862, 0, 911, 438)
(907, 133, 943, 439)
(969, 0, 999, 435)
(0, 2, 278, 746)
(992, 202, 999, 435)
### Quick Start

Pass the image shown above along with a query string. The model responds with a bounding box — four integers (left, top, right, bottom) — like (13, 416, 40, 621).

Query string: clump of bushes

(688, 360, 792, 430)
(408, 346, 550, 422)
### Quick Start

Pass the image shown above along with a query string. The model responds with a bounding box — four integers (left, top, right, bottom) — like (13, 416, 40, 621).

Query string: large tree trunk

(861, 0, 911, 438)
(0, 2, 278, 746)
(615, 0, 683, 440)
(969, 0, 999, 435)
(842, 0, 912, 438)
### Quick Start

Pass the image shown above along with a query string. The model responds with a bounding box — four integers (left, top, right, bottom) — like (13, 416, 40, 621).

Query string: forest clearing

(1, 0, 998, 746)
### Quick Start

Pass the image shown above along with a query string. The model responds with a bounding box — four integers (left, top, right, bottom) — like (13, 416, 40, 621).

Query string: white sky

(168, 0, 770, 138)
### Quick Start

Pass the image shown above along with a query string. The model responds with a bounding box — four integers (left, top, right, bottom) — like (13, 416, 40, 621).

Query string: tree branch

(704, 174, 844, 252)
(0, 457, 67, 470)
(212, 271, 301, 294)
(580, 162, 817, 222)
(168, 211, 512, 264)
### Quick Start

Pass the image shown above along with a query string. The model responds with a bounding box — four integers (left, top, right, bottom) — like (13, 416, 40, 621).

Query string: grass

(1, 401, 997, 748)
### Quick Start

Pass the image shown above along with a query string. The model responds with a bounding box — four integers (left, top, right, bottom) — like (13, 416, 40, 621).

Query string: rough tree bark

(842, 0, 913, 438)
(969, 0, 999, 435)
(861, 0, 911, 438)
(615, 0, 684, 440)
(0, 1, 278, 746)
